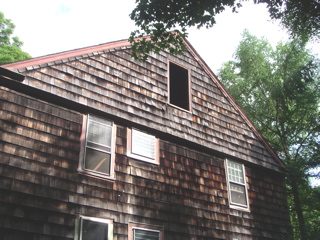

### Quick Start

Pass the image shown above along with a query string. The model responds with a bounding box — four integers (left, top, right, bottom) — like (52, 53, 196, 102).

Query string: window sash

(86, 116, 113, 150)
(227, 160, 245, 184)
(229, 182, 247, 206)
(133, 228, 160, 240)
(81, 115, 114, 177)
(78, 216, 113, 240)
(129, 223, 163, 240)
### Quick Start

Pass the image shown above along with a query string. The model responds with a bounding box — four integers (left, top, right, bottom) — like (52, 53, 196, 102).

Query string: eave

(1, 39, 131, 72)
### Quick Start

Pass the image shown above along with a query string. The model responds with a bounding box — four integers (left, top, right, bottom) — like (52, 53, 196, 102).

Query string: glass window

(77, 216, 113, 240)
(133, 229, 160, 240)
(226, 160, 248, 209)
(79, 115, 115, 178)
(129, 223, 163, 240)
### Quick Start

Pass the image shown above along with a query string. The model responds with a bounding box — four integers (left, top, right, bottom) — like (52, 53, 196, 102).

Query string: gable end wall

(0, 87, 291, 239)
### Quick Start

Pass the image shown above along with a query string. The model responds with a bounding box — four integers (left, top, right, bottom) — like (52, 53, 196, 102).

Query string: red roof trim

(1, 39, 131, 71)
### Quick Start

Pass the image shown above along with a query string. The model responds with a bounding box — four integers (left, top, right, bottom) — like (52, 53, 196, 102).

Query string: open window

(75, 216, 113, 240)
(79, 114, 116, 179)
(226, 159, 249, 210)
(169, 62, 190, 111)
(128, 223, 163, 240)
(127, 128, 159, 164)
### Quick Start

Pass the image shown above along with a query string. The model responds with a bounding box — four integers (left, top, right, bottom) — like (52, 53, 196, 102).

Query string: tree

(0, 12, 31, 64)
(218, 30, 320, 240)
(129, 0, 320, 61)
(265, 0, 320, 41)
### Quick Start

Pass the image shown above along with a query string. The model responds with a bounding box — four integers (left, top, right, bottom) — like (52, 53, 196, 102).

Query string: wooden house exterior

(0, 37, 291, 240)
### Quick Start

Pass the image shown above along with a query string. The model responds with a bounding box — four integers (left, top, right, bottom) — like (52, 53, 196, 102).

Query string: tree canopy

(0, 12, 31, 64)
(129, 0, 320, 61)
(218, 30, 320, 240)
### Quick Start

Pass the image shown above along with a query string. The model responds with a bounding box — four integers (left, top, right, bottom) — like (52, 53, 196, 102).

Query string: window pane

(227, 161, 244, 184)
(134, 229, 159, 240)
(81, 219, 108, 240)
(230, 183, 247, 206)
(85, 148, 111, 174)
(87, 120, 112, 147)
(132, 129, 155, 160)
(87, 142, 111, 153)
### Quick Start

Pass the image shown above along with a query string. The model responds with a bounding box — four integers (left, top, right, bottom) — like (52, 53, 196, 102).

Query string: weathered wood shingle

(2, 42, 285, 173)
(0, 37, 291, 239)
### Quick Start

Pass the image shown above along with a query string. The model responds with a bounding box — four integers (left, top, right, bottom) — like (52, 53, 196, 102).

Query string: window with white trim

(129, 223, 163, 240)
(226, 159, 249, 209)
(79, 115, 115, 178)
(75, 216, 113, 240)
(127, 128, 159, 164)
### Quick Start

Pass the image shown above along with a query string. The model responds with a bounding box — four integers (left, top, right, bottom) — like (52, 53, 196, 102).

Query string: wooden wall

(7, 46, 283, 173)
(0, 86, 291, 239)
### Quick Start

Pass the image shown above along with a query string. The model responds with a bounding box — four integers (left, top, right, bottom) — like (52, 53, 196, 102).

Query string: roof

(0, 37, 287, 173)
(2, 39, 131, 71)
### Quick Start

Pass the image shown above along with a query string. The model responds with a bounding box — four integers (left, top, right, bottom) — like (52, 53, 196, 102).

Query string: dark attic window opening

(169, 62, 190, 111)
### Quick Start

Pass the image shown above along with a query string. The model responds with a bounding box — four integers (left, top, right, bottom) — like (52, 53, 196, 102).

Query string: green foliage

(261, 0, 320, 41)
(0, 44, 31, 64)
(218, 30, 320, 240)
(0, 12, 31, 64)
(129, 0, 241, 60)
(129, 0, 319, 60)
(287, 183, 320, 239)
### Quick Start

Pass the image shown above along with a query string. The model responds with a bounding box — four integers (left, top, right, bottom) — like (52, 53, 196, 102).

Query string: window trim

(128, 222, 163, 240)
(75, 215, 113, 240)
(127, 128, 159, 164)
(168, 61, 191, 112)
(225, 159, 250, 211)
(78, 114, 116, 180)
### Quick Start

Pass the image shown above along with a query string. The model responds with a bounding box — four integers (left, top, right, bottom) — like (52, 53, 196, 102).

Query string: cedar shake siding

(0, 37, 291, 239)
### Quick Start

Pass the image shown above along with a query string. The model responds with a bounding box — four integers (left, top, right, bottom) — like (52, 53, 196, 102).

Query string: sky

(1, 0, 296, 73)
(1, 0, 319, 185)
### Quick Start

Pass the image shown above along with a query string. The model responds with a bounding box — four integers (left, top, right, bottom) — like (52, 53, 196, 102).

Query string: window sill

(167, 103, 192, 113)
(127, 153, 160, 165)
(229, 204, 250, 212)
(78, 169, 116, 182)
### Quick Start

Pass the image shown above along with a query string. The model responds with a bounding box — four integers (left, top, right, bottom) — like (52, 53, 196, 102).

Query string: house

(0, 36, 291, 240)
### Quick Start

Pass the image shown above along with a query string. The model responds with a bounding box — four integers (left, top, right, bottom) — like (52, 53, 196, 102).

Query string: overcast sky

(1, 0, 298, 72)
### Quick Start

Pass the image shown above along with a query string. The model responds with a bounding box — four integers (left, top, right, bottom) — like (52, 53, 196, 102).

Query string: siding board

(0, 36, 290, 239)
(15, 49, 282, 171)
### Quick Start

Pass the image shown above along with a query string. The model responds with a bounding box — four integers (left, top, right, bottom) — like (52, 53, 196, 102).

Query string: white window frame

(225, 159, 249, 210)
(75, 215, 113, 240)
(78, 114, 116, 179)
(127, 128, 159, 164)
(128, 222, 163, 240)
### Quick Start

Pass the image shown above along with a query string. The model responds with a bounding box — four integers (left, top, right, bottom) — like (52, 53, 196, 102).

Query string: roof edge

(182, 37, 288, 172)
(0, 66, 25, 81)
(1, 39, 131, 71)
